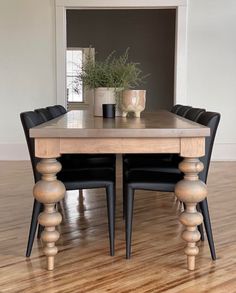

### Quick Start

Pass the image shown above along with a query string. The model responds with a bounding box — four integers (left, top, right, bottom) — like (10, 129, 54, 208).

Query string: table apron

(35, 137, 205, 158)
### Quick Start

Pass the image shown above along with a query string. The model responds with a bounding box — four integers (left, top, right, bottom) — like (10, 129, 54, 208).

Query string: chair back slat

(171, 104, 182, 114)
(185, 108, 205, 122)
(176, 105, 192, 117)
(35, 108, 53, 122)
(46, 105, 62, 118)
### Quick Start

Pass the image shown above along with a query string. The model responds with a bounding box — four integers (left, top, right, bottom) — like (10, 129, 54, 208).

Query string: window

(66, 48, 83, 102)
(66, 47, 95, 110)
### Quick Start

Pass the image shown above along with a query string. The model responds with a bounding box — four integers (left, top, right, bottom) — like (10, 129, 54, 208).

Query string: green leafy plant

(76, 48, 147, 90)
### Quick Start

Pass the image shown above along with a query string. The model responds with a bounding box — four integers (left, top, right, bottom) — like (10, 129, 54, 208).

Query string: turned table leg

(175, 158, 207, 271)
(33, 158, 65, 270)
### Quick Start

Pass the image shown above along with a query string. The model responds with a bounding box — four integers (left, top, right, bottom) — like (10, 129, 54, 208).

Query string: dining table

(30, 110, 210, 271)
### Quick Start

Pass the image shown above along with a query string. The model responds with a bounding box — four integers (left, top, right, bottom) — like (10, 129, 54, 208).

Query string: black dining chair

(35, 107, 117, 240)
(122, 107, 204, 219)
(20, 111, 116, 257)
(123, 111, 220, 259)
(122, 108, 206, 236)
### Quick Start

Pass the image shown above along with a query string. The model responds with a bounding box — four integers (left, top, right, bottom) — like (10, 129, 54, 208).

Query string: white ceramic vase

(94, 87, 123, 117)
(94, 87, 116, 117)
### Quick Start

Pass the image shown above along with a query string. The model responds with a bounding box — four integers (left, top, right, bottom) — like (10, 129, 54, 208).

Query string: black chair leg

(106, 184, 115, 256)
(122, 164, 127, 220)
(123, 182, 127, 220)
(26, 199, 43, 257)
(126, 186, 134, 259)
(199, 198, 216, 260)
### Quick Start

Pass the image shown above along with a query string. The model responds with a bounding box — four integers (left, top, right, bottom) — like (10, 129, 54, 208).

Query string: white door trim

(55, 0, 188, 107)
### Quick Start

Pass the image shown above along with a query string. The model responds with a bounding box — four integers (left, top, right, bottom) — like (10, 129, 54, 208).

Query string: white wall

(0, 0, 56, 159)
(187, 0, 236, 160)
(0, 0, 235, 160)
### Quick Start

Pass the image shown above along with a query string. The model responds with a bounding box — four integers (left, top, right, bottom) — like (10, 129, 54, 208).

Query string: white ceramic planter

(94, 87, 123, 117)
(94, 87, 116, 116)
(114, 88, 123, 117)
(121, 90, 146, 117)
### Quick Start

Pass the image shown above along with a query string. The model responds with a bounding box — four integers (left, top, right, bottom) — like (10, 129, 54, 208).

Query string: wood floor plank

(0, 161, 236, 292)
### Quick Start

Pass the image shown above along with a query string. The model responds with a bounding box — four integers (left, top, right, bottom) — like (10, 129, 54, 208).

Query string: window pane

(66, 50, 73, 75)
(66, 49, 83, 102)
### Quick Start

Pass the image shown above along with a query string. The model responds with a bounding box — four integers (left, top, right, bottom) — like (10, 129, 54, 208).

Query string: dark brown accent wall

(67, 9, 175, 111)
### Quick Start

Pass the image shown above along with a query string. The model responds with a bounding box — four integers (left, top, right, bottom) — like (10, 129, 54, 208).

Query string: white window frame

(66, 47, 95, 107)
(55, 0, 188, 108)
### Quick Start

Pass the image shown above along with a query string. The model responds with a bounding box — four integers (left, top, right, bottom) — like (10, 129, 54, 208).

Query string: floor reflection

(58, 188, 108, 246)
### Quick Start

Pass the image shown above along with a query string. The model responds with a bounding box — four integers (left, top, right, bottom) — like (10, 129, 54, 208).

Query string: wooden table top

(30, 110, 210, 138)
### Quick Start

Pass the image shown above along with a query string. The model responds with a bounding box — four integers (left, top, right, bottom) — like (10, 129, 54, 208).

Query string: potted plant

(75, 49, 147, 117)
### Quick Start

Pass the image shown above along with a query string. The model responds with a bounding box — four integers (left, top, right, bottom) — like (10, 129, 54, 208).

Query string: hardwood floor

(1, 161, 236, 292)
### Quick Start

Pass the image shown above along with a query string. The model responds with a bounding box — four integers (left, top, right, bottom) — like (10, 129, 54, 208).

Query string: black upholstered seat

(58, 169, 115, 190)
(60, 153, 116, 170)
(124, 111, 220, 260)
(123, 154, 180, 174)
(126, 170, 182, 191)
(20, 111, 116, 258)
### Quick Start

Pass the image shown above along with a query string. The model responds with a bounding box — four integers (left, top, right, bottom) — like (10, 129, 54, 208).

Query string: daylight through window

(66, 49, 83, 102)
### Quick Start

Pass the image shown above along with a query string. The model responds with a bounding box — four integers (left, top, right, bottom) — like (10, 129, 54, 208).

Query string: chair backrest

(197, 111, 221, 183)
(35, 108, 53, 122)
(185, 108, 206, 122)
(176, 105, 192, 117)
(20, 111, 44, 182)
(56, 105, 67, 114)
(171, 104, 182, 114)
(46, 105, 62, 118)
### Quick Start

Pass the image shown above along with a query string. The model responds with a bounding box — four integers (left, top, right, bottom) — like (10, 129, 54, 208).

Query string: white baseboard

(0, 143, 236, 161)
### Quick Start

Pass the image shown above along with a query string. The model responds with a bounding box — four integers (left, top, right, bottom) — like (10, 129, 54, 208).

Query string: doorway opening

(55, 1, 187, 109)
(66, 9, 176, 111)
